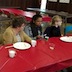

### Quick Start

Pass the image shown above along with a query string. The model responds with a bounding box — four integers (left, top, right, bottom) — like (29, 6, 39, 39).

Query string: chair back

(65, 26, 72, 35)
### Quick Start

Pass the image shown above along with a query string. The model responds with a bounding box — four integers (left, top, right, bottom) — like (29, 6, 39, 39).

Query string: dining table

(0, 37, 72, 72)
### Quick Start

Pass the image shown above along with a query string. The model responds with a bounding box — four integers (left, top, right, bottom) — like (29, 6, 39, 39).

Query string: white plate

(60, 36, 72, 42)
(13, 42, 31, 50)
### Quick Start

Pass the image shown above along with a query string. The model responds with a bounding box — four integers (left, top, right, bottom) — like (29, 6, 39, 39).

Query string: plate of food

(13, 42, 31, 50)
(60, 36, 72, 42)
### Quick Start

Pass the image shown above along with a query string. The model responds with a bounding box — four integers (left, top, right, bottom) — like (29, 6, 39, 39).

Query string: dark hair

(12, 17, 27, 28)
(30, 14, 42, 25)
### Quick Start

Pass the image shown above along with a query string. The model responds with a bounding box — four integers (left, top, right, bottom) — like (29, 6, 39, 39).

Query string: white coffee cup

(9, 49, 16, 58)
(31, 40, 37, 47)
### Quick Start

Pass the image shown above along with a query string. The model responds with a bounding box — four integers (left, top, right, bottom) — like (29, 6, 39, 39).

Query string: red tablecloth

(0, 8, 51, 22)
(0, 37, 72, 72)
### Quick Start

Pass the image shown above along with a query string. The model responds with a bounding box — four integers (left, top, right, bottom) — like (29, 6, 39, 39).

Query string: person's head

(52, 15, 62, 26)
(31, 14, 42, 26)
(12, 17, 26, 31)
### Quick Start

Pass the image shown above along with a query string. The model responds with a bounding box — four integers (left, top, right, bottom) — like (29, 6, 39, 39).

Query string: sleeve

(24, 25, 31, 37)
(23, 31, 32, 43)
(3, 31, 13, 45)
(44, 27, 51, 37)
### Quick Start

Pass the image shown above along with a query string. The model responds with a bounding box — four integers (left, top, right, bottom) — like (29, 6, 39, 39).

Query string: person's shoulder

(6, 26, 12, 30)
(5, 26, 13, 33)
(24, 24, 31, 31)
(25, 24, 31, 28)
(44, 26, 51, 32)
(50, 26, 55, 29)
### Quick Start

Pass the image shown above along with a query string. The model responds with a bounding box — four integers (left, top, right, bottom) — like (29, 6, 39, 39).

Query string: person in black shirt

(44, 15, 63, 37)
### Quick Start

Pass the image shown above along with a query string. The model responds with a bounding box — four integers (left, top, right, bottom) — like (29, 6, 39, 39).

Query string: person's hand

(36, 35, 42, 39)
(61, 34, 63, 36)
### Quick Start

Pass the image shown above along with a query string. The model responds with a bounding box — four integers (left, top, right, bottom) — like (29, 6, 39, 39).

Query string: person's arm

(22, 31, 36, 47)
(44, 27, 51, 37)
(3, 31, 13, 45)
(24, 25, 31, 36)
(23, 31, 32, 43)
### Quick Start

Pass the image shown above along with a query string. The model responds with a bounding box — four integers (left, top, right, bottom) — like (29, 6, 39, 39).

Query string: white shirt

(16, 34, 21, 42)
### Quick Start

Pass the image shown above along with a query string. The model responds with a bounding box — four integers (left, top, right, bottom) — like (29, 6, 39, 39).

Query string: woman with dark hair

(24, 14, 43, 39)
(3, 17, 32, 45)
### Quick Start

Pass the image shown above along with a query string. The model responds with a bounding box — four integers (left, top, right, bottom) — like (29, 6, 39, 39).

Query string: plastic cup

(9, 49, 16, 58)
(31, 40, 37, 47)
(49, 43, 55, 50)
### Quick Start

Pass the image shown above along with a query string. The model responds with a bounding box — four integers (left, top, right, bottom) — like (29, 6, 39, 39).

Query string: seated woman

(24, 14, 43, 39)
(3, 17, 32, 45)
(44, 15, 63, 37)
